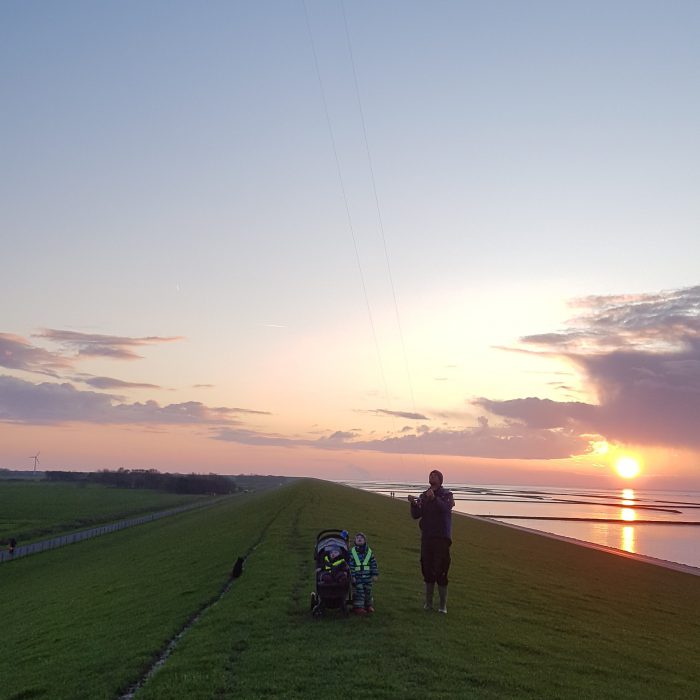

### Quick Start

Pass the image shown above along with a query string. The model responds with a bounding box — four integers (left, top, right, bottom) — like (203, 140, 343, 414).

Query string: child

(348, 532, 378, 615)
(319, 546, 349, 586)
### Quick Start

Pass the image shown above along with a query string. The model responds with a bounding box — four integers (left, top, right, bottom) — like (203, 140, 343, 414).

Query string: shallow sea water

(345, 482, 700, 571)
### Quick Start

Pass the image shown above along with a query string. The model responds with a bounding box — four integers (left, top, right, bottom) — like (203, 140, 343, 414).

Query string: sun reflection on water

(620, 488, 636, 552)
(622, 525, 635, 553)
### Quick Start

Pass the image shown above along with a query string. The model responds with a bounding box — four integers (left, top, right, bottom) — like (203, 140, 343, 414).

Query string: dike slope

(4, 479, 699, 700)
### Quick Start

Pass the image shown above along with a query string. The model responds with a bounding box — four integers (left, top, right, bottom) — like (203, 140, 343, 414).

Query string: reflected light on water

(621, 507, 636, 522)
(621, 489, 636, 544)
(622, 525, 635, 553)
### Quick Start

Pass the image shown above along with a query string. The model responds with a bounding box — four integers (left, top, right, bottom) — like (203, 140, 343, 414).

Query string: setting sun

(615, 456, 641, 479)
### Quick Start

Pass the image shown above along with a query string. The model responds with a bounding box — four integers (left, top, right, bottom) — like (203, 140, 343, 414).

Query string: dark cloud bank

(489, 285, 700, 451)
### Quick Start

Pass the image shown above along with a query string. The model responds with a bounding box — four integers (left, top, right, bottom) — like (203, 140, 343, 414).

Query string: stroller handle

(314, 529, 348, 560)
(316, 528, 346, 541)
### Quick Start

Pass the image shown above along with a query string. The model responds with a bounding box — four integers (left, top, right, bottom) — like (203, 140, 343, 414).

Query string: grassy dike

(0, 480, 206, 543)
(137, 480, 699, 700)
(1, 488, 279, 700)
(3, 479, 699, 699)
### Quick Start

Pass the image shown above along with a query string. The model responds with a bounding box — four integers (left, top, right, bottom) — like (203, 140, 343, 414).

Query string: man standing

(408, 470, 455, 614)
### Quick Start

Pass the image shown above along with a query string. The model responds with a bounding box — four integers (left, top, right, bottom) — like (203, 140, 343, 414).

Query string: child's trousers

(352, 576, 374, 608)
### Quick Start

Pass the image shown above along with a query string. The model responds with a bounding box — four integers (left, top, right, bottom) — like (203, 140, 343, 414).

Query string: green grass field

(3, 479, 699, 699)
(0, 480, 206, 544)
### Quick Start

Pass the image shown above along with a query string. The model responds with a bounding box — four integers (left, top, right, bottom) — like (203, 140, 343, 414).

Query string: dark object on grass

(230, 556, 245, 579)
(311, 528, 352, 618)
(8, 537, 16, 555)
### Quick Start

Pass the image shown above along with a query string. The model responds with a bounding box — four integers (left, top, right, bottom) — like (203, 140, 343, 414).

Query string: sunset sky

(3, 1, 700, 487)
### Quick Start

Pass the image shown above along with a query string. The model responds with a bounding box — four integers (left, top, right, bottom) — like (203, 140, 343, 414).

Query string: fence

(0, 496, 227, 564)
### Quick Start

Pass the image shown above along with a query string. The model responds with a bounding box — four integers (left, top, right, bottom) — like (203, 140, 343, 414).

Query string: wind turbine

(30, 451, 40, 473)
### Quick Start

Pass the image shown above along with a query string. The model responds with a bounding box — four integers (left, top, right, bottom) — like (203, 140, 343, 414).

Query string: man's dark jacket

(410, 487, 455, 541)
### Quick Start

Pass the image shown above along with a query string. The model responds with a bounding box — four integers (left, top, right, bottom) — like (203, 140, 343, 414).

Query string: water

(346, 482, 700, 571)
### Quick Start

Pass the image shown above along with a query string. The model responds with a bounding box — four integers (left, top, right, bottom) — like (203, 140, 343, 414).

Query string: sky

(2, 1, 700, 488)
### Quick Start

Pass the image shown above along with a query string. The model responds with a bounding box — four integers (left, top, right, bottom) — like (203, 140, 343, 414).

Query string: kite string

(340, 0, 428, 468)
(302, 0, 393, 413)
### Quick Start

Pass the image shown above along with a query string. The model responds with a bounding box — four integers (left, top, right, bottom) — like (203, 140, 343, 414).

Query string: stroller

(310, 529, 352, 617)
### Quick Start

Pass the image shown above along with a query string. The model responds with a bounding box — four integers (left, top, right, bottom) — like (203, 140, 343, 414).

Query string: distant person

(348, 532, 378, 615)
(8, 537, 16, 556)
(408, 470, 455, 614)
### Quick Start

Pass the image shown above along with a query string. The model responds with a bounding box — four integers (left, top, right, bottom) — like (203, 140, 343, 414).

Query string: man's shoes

(354, 607, 367, 615)
(437, 585, 448, 614)
(423, 603, 432, 610)
(365, 606, 375, 613)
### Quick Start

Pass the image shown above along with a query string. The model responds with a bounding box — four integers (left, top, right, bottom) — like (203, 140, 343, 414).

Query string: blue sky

(2, 1, 700, 486)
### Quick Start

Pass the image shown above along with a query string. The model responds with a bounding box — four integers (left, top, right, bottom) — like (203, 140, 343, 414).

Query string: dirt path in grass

(118, 503, 289, 699)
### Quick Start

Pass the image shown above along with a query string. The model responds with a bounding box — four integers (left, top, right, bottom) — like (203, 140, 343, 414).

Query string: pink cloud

(0, 333, 72, 376)
(34, 329, 184, 360)
(500, 285, 700, 450)
(0, 375, 266, 426)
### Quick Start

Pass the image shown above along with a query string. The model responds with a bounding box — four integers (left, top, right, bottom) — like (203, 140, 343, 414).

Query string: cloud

(570, 347, 700, 448)
(0, 328, 184, 378)
(375, 408, 428, 420)
(475, 397, 595, 429)
(34, 329, 183, 360)
(507, 285, 700, 450)
(0, 333, 72, 376)
(522, 285, 700, 353)
(221, 406, 272, 416)
(212, 419, 586, 459)
(83, 376, 162, 390)
(327, 430, 357, 440)
(213, 428, 299, 448)
(0, 375, 265, 426)
(345, 425, 586, 459)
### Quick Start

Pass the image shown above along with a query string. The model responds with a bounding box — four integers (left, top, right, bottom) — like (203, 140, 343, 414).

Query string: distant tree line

(45, 468, 237, 495)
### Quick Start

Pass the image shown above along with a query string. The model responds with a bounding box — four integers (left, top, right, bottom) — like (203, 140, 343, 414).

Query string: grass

(0, 480, 206, 544)
(136, 481, 700, 699)
(0, 487, 280, 700)
(3, 479, 699, 699)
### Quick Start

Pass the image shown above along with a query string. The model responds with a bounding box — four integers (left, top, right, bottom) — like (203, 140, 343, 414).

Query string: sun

(615, 456, 641, 479)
